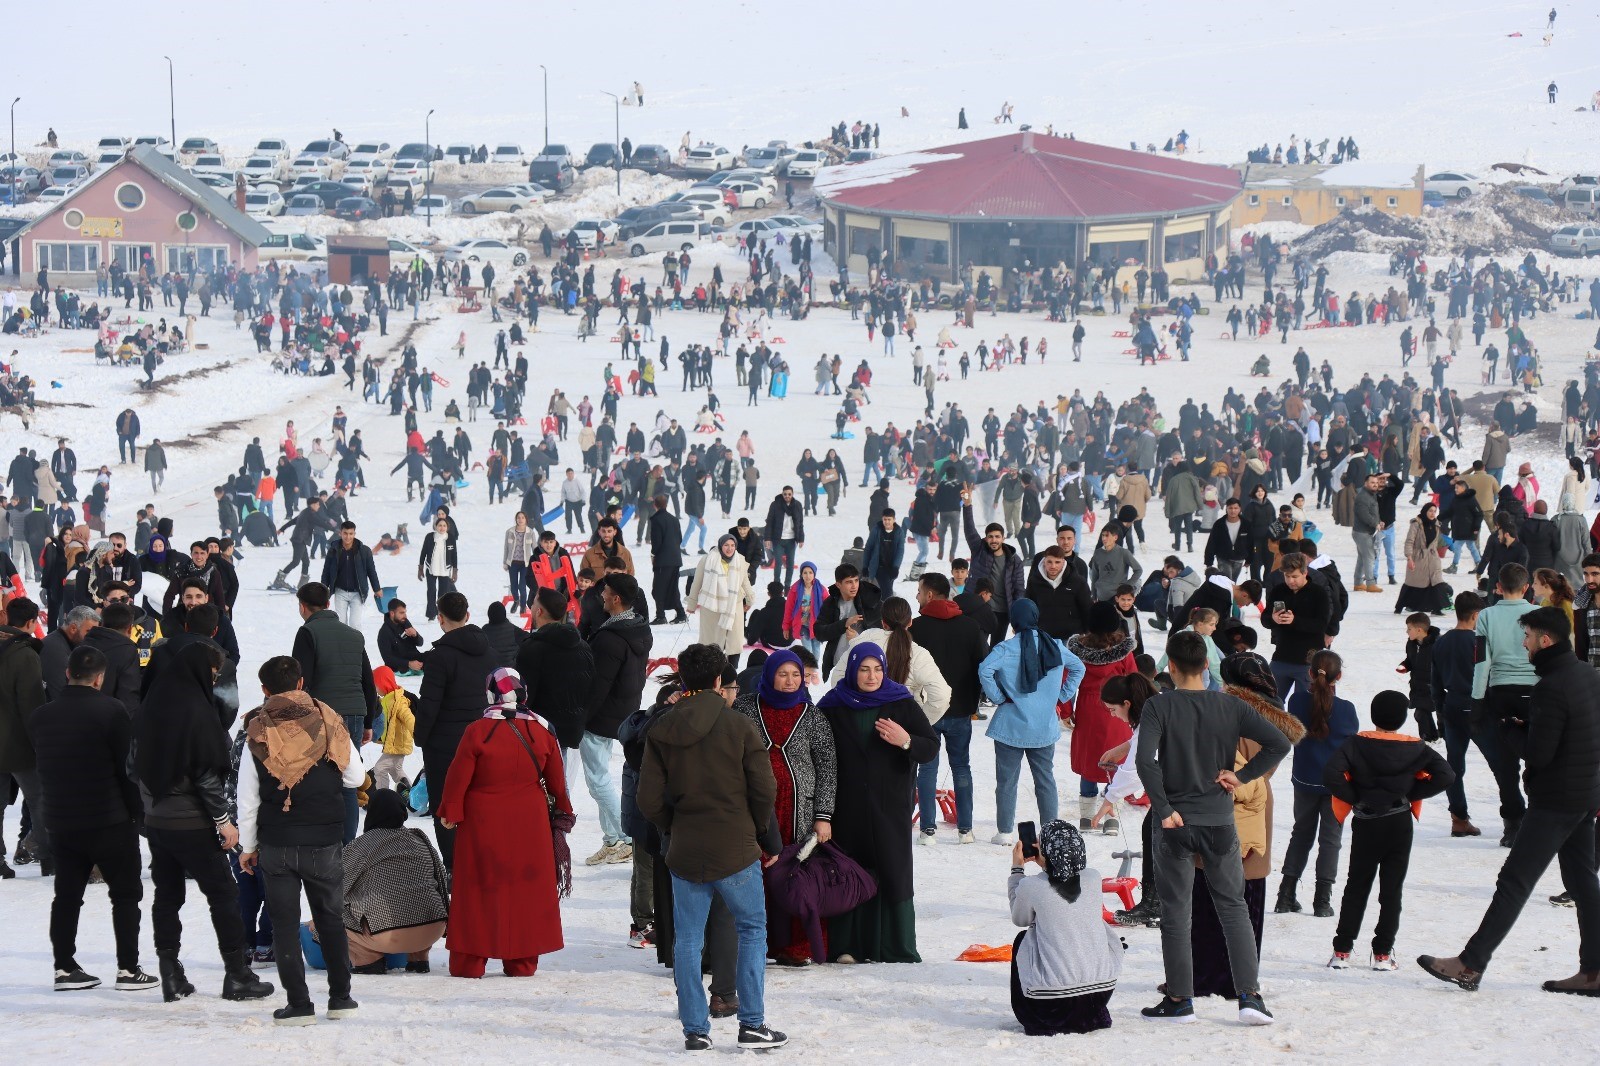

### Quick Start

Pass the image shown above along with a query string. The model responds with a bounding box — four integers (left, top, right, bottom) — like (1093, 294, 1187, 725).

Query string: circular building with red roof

(814, 130, 1241, 288)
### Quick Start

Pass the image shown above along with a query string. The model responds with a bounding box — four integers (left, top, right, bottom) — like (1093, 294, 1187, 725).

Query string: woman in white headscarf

(688, 533, 754, 665)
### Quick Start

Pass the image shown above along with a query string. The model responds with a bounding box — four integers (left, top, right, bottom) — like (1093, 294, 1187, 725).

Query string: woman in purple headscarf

(816, 642, 938, 963)
(733, 649, 838, 964)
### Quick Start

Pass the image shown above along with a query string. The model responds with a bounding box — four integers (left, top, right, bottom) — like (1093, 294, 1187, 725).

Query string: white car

(190, 154, 233, 179)
(49, 165, 92, 188)
(732, 218, 791, 243)
(1551, 224, 1600, 256)
(344, 157, 389, 183)
(386, 237, 435, 267)
(240, 156, 287, 185)
(257, 231, 327, 260)
(49, 150, 94, 170)
(1557, 174, 1599, 194)
(767, 214, 822, 235)
(36, 186, 74, 204)
(665, 189, 732, 225)
(178, 136, 218, 157)
(741, 146, 794, 175)
(564, 219, 620, 248)
(625, 220, 705, 257)
(443, 238, 529, 267)
(300, 138, 349, 161)
(683, 145, 734, 174)
(132, 136, 175, 158)
(95, 149, 126, 169)
(385, 171, 426, 198)
(254, 137, 292, 161)
(244, 189, 286, 217)
(444, 143, 477, 164)
(785, 149, 826, 177)
(339, 173, 372, 196)
(196, 174, 235, 190)
(414, 194, 452, 217)
(458, 186, 539, 213)
(96, 136, 130, 152)
(491, 144, 528, 166)
(721, 180, 771, 209)
(348, 141, 392, 163)
(290, 155, 334, 178)
(388, 158, 433, 181)
(1424, 171, 1480, 199)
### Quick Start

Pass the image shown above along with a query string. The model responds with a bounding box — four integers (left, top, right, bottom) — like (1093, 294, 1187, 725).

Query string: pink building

(12, 145, 268, 282)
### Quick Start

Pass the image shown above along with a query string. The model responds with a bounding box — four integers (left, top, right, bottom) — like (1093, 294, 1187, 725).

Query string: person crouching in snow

(1008, 820, 1123, 1035)
(1323, 690, 1453, 970)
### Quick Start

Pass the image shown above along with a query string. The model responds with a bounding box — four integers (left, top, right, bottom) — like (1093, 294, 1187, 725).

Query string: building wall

(24, 157, 259, 278)
(1233, 184, 1421, 227)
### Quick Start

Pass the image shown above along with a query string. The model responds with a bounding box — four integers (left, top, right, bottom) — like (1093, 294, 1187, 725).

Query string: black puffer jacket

(1323, 731, 1453, 818)
(412, 624, 497, 755)
(80, 625, 143, 717)
(481, 618, 525, 669)
(1519, 513, 1561, 574)
(517, 622, 595, 749)
(1521, 641, 1600, 811)
(585, 612, 653, 739)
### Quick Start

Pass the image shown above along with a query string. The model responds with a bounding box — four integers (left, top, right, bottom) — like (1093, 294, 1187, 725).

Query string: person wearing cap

(1007, 820, 1122, 1034)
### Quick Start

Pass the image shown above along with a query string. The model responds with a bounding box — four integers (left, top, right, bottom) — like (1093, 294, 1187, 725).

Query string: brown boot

(1451, 816, 1481, 838)
(1543, 970, 1600, 996)
(1416, 954, 1482, 991)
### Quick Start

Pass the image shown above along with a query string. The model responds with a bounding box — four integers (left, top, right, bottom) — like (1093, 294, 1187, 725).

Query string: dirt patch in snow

(1293, 187, 1572, 259)
(140, 359, 238, 393)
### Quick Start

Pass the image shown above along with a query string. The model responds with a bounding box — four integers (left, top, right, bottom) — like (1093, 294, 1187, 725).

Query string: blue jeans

(578, 733, 627, 845)
(1378, 525, 1397, 578)
(671, 862, 767, 1036)
(1059, 512, 1084, 538)
(912, 533, 930, 564)
(862, 461, 881, 487)
(680, 515, 707, 551)
(1447, 534, 1481, 568)
(1270, 661, 1310, 705)
(229, 850, 274, 949)
(508, 561, 530, 610)
(916, 717, 973, 833)
(993, 741, 1058, 834)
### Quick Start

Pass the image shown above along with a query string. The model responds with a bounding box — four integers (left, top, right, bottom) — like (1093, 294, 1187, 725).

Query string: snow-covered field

(5, 4, 1600, 1061)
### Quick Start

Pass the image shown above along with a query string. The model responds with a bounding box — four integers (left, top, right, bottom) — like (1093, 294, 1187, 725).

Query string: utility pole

(539, 64, 549, 151)
(163, 56, 175, 148)
(601, 91, 620, 195)
(425, 108, 435, 226)
(8, 97, 18, 214)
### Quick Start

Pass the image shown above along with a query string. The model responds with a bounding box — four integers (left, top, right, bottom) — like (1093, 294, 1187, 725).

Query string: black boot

(1274, 879, 1302, 914)
(157, 949, 195, 1002)
(221, 949, 275, 1001)
(1313, 878, 1335, 918)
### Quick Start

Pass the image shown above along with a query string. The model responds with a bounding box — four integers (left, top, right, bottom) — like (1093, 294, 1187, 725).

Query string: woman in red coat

(437, 667, 574, 978)
(1064, 602, 1137, 833)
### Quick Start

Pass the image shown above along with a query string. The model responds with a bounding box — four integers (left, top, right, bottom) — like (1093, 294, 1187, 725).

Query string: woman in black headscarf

(335, 790, 450, 974)
(135, 641, 274, 1002)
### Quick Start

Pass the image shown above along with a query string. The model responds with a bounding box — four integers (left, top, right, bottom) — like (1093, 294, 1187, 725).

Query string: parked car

(683, 145, 734, 174)
(132, 136, 175, 157)
(1422, 189, 1447, 209)
(664, 190, 732, 225)
(539, 143, 577, 166)
(1512, 185, 1558, 207)
(1562, 187, 1600, 216)
(626, 220, 707, 257)
(1424, 171, 1479, 199)
(335, 196, 381, 221)
(285, 194, 324, 217)
(503, 183, 550, 200)
(843, 149, 880, 163)
(290, 155, 334, 178)
(254, 137, 291, 161)
(385, 171, 426, 199)
(0, 165, 44, 194)
(298, 181, 353, 208)
(49, 150, 94, 170)
(349, 141, 392, 163)
(240, 156, 286, 185)
(301, 138, 349, 161)
(442, 237, 529, 267)
(386, 237, 435, 267)
(1556, 174, 1600, 194)
(693, 171, 743, 190)
(564, 219, 620, 248)
(196, 174, 235, 190)
(244, 189, 286, 218)
(732, 218, 791, 243)
(740, 146, 790, 175)
(258, 231, 327, 259)
(785, 149, 826, 177)
(96, 136, 130, 152)
(1551, 224, 1600, 256)
(36, 186, 74, 204)
(191, 154, 232, 179)
(344, 157, 388, 183)
(628, 144, 673, 174)
(414, 193, 452, 217)
(720, 180, 771, 208)
(526, 157, 575, 191)
(767, 214, 822, 235)
(491, 144, 528, 166)
(95, 149, 125, 169)
(339, 174, 373, 196)
(614, 203, 700, 240)
(179, 136, 219, 157)
(458, 186, 540, 214)
(584, 143, 621, 170)
(388, 158, 433, 181)
(50, 165, 91, 188)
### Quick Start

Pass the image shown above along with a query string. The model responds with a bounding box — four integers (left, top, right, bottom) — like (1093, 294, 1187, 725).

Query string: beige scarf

(244, 691, 351, 811)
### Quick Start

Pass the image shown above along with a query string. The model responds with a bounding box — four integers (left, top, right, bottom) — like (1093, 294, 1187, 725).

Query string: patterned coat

(732, 692, 838, 842)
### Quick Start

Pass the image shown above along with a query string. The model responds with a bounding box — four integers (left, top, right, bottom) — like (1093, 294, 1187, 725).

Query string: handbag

(491, 718, 574, 898)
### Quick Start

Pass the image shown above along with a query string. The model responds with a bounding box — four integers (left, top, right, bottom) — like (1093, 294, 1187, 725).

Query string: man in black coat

(1031, 525, 1089, 586)
(728, 518, 763, 584)
(319, 521, 383, 628)
(1519, 501, 1561, 575)
(80, 602, 144, 717)
(910, 571, 990, 840)
(376, 599, 427, 673)
(30, 644, 152, 991)
(410, 590, 496, 871)
(1180, 575, 1261, 632)
(1024, 546, 1093, 641)
(1203, 498, 1252, 581)
(1261, 554, 1330, 700)
(517, 586, 595, 752)
(647, 495, 687, 624)
(583, 573, 653, 864)
(762, 486, 805, 587)
(1419, 607, 1600, 994)
(813, 564, 883, 674)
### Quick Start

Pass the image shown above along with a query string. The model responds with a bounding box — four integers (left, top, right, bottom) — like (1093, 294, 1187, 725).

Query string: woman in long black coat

(816, 641, 938, 963)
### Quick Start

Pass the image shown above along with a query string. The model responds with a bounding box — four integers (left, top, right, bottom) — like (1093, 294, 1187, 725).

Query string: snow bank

(1294, 187, 1571, 257)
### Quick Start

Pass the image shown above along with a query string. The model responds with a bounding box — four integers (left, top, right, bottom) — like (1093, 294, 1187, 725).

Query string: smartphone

(1018, 820, 1039, 861)
(1272, 601, 1286, 615)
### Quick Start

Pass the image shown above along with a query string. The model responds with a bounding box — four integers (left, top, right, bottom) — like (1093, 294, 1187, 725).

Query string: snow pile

(813, 149, 966, 195)
(1293, 186, 1570, 258)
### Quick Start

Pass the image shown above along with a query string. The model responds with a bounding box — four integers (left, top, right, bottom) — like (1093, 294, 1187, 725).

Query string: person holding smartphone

(1262, 553, 1331, 702)
(1007, 819, 1122, 1035)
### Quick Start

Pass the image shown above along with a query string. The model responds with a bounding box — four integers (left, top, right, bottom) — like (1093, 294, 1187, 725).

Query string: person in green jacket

(1471, 562, 1537, 846)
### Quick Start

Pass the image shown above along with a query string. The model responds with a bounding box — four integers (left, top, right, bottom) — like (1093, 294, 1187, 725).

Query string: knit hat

(1220, 650, 1277, 698)
(1038, 819, 1087, 883)
(1370, 690, 1409, 730)
(1087, 600, 1123, 637)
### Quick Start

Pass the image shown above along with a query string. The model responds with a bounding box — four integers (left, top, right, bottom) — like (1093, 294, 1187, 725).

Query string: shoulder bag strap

(487, 718, 555, 812)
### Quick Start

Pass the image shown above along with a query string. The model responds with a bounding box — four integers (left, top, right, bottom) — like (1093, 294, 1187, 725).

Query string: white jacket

(827, 627, 952, 724)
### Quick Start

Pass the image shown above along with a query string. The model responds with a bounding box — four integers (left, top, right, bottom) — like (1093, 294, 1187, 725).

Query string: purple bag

(763, 836, 878, 961)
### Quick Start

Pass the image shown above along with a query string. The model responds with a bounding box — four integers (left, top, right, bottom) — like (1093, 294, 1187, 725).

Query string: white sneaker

(1371, 953, 1399, 971)
(957, 831, 976, 844)
(1327, 951, 1351, 969)
(917, 830, 936, 846)
(990, 831, 1015, 846)
(605, 841, 634, 864)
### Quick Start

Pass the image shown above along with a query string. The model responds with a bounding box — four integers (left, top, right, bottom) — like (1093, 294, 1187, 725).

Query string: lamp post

(163, 56, 175, 149)
(8, 97, 18, 216)
(600, 91, 620, 195)
(425, 108, 435, 226)
(539, 65, 548, 151)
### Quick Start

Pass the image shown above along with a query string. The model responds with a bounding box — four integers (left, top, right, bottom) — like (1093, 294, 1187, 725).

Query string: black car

(628, 144, 673, 174)
(335, 196, 380, 221)
(584, 143, 621, 170)
(527, 157, 576, 191)
(300, 180, 353, 208)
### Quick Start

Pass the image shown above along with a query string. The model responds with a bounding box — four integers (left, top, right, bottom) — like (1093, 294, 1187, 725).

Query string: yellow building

(1230, 162, 1424, 227)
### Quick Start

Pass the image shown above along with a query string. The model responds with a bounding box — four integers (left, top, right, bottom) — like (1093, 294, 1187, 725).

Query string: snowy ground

(3, 235, 1598, 1060)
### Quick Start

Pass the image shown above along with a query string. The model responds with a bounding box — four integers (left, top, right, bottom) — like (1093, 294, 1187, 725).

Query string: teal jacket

(1471, 598, 1537, 698)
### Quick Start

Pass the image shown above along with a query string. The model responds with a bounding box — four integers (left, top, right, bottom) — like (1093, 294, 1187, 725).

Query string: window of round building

(115, 182, 145, 211)
(62, 208, 85, 229)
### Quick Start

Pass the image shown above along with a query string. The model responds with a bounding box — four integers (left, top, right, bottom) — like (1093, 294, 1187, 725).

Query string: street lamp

(163, 56, 175, 150)
(600, 91, 620, 195)
(8, 97, 18, 217)
(425, 108, 435, 226)
(539, 65, 548, 151)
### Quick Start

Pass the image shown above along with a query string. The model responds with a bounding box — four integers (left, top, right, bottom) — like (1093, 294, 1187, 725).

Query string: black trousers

(1332, 814, 1412, 955)
(653, 568, 684, 619)
(423, 746, 458, 871)
(50, 821, 144, 971)
(1477, 686, 1531, 822)
(147, 826, 246, 956)
(1463, 807, 1600, 972)
(260, 842, 350, 1007)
